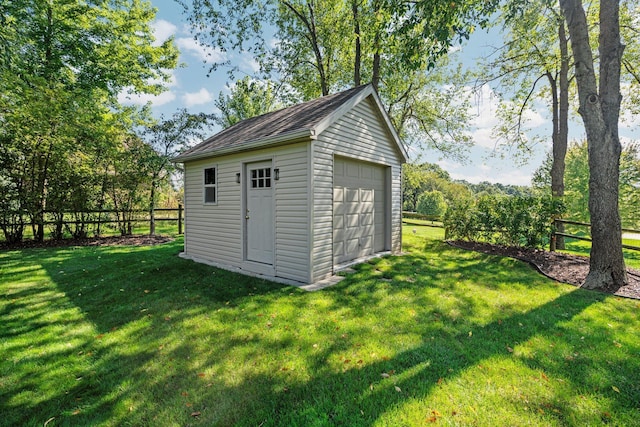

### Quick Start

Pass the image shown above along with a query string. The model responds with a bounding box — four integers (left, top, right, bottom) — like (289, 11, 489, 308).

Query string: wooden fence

(1, 205, 183, 240)
(552, 219, 640, 252)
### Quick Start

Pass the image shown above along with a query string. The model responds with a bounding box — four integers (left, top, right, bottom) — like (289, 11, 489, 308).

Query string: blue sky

(122, 1, 639, 186)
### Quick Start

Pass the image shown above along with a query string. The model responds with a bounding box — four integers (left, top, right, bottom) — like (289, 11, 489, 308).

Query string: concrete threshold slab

(298, 275, 345, 291)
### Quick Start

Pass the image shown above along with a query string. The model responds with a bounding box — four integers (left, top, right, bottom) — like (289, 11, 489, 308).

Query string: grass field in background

(561, 238, 640, 270)
(1, 225, 639, 426)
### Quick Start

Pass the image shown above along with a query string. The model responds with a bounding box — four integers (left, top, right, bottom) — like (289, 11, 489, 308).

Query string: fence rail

(1, 205, 183, 240)
(552, 219, 640, 252)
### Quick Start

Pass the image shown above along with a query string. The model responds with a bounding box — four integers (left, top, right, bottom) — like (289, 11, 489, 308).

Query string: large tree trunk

(560, 0, 627, 290)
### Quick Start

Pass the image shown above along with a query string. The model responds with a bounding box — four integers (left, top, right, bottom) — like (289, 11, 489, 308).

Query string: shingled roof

(173, 84, 407, 162)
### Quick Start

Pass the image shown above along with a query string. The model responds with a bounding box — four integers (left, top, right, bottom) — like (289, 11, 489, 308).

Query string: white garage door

(333, 157, 387, 265)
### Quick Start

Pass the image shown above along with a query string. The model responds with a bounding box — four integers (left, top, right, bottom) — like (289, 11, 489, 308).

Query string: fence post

(178, 204, 183, 235)
(550, 219, 557, 252)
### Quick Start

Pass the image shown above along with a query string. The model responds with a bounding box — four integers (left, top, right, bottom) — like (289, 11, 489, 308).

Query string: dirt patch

(448, 240, 640, 300)
(0, 234, 173, 250)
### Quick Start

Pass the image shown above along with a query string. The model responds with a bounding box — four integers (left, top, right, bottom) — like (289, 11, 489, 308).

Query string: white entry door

(245, 161, 274, 265)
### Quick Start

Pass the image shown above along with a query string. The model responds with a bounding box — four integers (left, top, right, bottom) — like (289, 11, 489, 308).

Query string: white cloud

(182, 88, 213, 106)
(465, 84, 501, 149)
(240, 56, 261, 74)
(152, 19, 177, 46)
(620, 104, 640, 136)
(176, 37, 226, 63)
(523, 108, 546, 128)
(469, 84, 500, 127)
(268, 37, 280, 49)
(465, 84, 550, 152)
(470, 127, 498, 150)
(436, 159, 462, 171)
(116, 68, 179, 107)
(153, 69, 178, 88)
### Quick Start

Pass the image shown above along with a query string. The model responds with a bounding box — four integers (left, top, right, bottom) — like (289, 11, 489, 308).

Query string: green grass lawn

(1, 226, 639, 426)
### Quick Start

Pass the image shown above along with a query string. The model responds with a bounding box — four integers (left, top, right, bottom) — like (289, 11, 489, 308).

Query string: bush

(443, 194, 565, 249)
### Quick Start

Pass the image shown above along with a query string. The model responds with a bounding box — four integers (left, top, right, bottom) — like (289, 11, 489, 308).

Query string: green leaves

(182, 0, 491, 158)
(533, 140, 640, 229)
(444, 193, 566, 248)
(0, 0, 179, 243)
(212, 77, 282, 128)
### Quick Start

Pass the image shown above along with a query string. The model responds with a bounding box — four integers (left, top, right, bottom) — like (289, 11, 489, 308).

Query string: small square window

(250, 167, 272, 189)
(204, 167, 217, 204)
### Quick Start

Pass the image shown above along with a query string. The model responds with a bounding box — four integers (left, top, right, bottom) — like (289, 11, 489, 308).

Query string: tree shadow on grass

(246, 265, 638, 425)
(178, 281, 635, 426)
(2, 239, 639, 425)
(1, 240, 292, 425)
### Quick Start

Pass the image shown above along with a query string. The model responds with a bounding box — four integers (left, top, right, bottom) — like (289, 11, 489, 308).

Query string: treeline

(0, 106, 211, 244)
(402, 163, 532, 217)
(405, 143, 640, 249)
(403, 163, 560, 248)
(404, 148, 640, 229)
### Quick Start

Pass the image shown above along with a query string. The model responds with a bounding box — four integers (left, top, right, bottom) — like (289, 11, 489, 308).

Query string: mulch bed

(448, 240, 640, 300)
(0, 234, 173, 250)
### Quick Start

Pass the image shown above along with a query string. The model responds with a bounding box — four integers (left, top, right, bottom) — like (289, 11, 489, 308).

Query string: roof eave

(172, 128, 316, 163)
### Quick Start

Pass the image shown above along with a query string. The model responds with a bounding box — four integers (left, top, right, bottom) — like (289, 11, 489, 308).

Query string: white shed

(173, 84, 408, 286)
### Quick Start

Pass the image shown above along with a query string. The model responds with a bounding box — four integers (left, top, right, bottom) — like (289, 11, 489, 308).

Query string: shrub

(444, 194, 565, 249)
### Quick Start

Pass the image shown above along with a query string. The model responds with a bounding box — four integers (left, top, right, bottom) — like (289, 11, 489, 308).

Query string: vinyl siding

(311, 97, 404, 282)
(274, 145, 312, 283)
(183, 141, 311, 283)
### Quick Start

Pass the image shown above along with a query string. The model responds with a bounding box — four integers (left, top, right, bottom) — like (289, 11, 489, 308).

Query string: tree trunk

(552, 19, 570, 250)
(560, 0, 627, 290)
(371, 0, 382, 90)
(352, 0, 361, 86)
(149, 178, 156, 236)
(548, 70, 565, 249)
(282, 1, 328, 95)
(372, 50, 380, 90)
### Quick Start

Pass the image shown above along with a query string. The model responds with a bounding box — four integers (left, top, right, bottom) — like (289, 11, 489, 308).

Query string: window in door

(250, 167, 271, 189)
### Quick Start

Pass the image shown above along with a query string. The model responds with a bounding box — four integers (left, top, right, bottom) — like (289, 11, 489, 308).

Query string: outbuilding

(173, 84, 408, 286)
